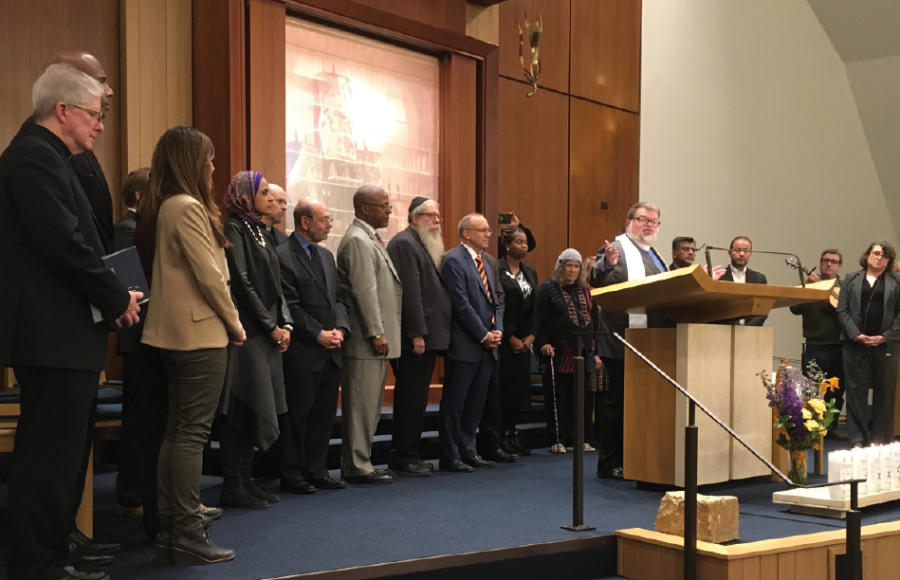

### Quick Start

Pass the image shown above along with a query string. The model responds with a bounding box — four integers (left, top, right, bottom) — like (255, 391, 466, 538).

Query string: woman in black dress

(497, 227, 539, 456)
(218, 171, 293, 508)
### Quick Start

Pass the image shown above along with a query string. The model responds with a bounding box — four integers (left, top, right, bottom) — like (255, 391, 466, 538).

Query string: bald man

(261, 184, 289, 246)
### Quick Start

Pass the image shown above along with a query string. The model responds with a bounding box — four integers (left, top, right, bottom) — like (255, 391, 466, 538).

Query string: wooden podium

(591, 266, 834, 486)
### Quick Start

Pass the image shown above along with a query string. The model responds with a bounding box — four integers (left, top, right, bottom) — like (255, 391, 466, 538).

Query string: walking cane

(548, 352, 563, 454)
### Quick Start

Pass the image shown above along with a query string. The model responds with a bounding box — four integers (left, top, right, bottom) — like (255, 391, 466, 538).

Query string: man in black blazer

(276, 198, 351, 492)
(385, 197, 451, 476)
(0, 64, 140, 580)
(718, 236, 768, 326)
(262, 183, 290, 247)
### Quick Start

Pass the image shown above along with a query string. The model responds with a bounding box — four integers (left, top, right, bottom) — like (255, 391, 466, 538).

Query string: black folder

(90, 246, 151, 323)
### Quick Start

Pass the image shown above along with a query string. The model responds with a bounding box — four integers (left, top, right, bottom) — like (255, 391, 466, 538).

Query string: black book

(90, 246, 151, 323)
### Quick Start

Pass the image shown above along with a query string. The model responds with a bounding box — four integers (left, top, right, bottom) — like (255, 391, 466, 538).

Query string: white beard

(416, 224, 444, 266)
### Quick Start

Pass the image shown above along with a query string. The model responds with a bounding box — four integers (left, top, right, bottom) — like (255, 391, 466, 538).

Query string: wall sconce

(517, 4, 542, 97)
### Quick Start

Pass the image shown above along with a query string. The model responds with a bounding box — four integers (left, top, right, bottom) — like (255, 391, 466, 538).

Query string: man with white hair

(385, 197, 451, 476)
(0, 64, 141, 580)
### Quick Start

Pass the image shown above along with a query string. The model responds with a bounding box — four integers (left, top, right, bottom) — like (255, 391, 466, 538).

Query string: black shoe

(462, 455, 495, 468)
(279, 480, 318, 494)
(388, 462, 432, 477)
(418, 460, 436, 472)
(219, 486, 268, 508)
(62, 565, 109, 580)
(374, 468, 393, 476)
(69, 531, 120, 555)
(308, 476, 346, 489)
(154, 524, 174, 564)
(344, 471, 393, 484)
(439, 459, 474, 473)
(171, 528, 235, 565)
(482, 448, 519, 463)
(244, 480, 280, 503)
(67, 546, 114, 567)
(597, 467, 624, 480)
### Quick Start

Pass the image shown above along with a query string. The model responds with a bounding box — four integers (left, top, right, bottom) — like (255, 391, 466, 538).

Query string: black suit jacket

(0, 123, 130, 372)
(837, 270, 900, 342)
(277, 234, 350, 372)
(497, 258, 538, 340)
(114, 209, 137, 251)
(386, 227, 451, 352)
(719, 266, 768, 326)
(263, 225, 289, 247)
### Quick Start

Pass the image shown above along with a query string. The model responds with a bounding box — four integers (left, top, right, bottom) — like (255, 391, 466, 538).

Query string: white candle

(829, 451, 850, 500)
(854, 448, 868, 496)
(892, 444, 900, 491)
(867, 447, 879, 496)
(880, 446, 892, 492)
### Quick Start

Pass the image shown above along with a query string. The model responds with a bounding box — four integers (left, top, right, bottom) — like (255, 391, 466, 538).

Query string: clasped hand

(318, 329, 344, 350)
(112, 291, 143, 330)
(270, 327, 291, 353)
(855, 334, 886, 347)
(482, 330, 502, 349)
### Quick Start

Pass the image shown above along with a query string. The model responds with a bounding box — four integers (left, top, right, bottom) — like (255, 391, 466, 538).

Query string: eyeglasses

(419, 212, 443, 222)
(871, 251, 886, 259)
(363, 202, 392, 211)
(632, 216, 660, 227)
(468, 227, 492, 234)
(70, 103, 104, 122)
(821, 258, 841, 265)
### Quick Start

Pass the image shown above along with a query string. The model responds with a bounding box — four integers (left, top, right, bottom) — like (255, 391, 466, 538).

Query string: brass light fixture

(517, 2, 542, 97)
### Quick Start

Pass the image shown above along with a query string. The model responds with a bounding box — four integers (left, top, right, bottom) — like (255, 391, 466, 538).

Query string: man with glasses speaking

(719, 236, 769, 326)
(589, 202, 670, 480)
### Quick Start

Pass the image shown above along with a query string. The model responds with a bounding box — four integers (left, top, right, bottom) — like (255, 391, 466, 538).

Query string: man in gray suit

(589, 201, 670, 480)
(336, 185, 402, 484)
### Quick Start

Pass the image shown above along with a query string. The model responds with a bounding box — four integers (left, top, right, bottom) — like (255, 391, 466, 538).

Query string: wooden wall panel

(442, 54, 479, 248)
(0, 0, 120, 215)
(499, 0, 570, 94)
(349, 0, 467, 35)
(570, 0, 641, 113)
(466, 3, 499, 46)
(248, 0, 287, 190)
(568, 98, 639, 260)
(498, 77, 569, 280)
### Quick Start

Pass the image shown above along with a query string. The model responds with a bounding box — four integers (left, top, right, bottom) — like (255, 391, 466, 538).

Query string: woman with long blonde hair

(141, 126, 245, 566)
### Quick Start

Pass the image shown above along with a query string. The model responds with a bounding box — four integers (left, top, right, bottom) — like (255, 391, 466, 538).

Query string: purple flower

(777, 382, 806, 439)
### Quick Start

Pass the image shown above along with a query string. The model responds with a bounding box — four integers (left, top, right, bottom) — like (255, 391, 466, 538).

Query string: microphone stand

(706, 247, 807, 287)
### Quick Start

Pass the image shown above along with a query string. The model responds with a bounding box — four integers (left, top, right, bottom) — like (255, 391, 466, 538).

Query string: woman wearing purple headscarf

(218, 171, 293, 508)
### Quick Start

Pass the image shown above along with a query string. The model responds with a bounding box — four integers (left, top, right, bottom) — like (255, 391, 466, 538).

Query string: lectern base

(561, 524, 596, 532)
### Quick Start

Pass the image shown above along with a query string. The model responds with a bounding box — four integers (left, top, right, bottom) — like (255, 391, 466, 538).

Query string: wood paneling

(498, 77, 569, 280)
(568, 98, 639, 260)
(442, 54, 479, 248)
(570, 0, 641, 112)
(499, 0, 570, 94)
(345, 0, 467, 35)
(248, 0, 287, 190)
(0, 0, 120, 216)
(466, 3, 499, 46)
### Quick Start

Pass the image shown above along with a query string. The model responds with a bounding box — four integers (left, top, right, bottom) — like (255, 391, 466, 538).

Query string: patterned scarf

(225, 170, 263, 225)
(559, 283, 591, 329)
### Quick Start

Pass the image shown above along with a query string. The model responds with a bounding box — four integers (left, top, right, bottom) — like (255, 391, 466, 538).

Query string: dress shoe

(462, 455, 495, 468)
(344, 471, 393, 484)
(69, 531, 120, 555)
(482, 448, 519, 463)
(67, 546, 114, 567)
(280, 480, 317, 494)
(219, 485, 269, 508)
(115, 503, 144, 518)
(170, 528, 235, 565)
(62, 565, 109, 580)
(244, 479, 280, 503)
(439, 459, 474, 473)
(374, 468, 393, 476)
(598, 466, 624, 480)
(418, 460, 436, 472)
(309, 476, 346, 489)
(550, 443, 567, 454)
(199, 504, 224, 521)
(388, 462, 432, 477)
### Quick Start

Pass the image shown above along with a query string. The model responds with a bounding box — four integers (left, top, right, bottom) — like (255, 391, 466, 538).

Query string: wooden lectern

(591, 266, 834, 486)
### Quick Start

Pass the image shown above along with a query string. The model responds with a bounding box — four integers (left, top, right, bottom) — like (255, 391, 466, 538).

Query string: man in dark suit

(385, 197, 451, 476)
(113, 168, 148, 252)
(439, 213, 503, 473)
(670, 236, 696, 270)
(589, 202, 670, 480)
(276, 198, 350, 492)
(262, 183, 290, 247)
(719, 236, 768, 326)
(0, 64, 140, 580)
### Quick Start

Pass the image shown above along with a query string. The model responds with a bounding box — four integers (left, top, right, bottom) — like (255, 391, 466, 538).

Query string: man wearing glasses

(589, 202, 670, 480)
(790, 250, 846, 427)
(719, 236, 768, 326)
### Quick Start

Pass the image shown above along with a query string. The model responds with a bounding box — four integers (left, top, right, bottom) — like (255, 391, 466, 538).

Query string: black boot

(241, 444, 279, 503)
(154, 522, 174, 564)
(219, 427, 267, 509)
(171, 528, 235, 565)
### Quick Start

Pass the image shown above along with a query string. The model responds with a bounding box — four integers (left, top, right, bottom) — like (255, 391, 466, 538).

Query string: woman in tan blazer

(140, 127, 244, 566)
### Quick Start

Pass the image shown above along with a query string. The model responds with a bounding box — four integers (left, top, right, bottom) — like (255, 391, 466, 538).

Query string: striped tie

(475, 256, 495, 324)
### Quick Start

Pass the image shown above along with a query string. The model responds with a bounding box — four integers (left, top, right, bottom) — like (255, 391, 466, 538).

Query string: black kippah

(408, 196, 430, 215)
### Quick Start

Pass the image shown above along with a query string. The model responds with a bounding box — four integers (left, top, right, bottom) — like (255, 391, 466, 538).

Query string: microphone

(706, 246, 808, 287)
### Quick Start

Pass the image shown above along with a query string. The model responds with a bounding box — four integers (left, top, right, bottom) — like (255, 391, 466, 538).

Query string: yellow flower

(820, 377, 840, 395)
(802, 408, 812, 420)
(808, 399, 826, 415)
(804, 420, 820, 432)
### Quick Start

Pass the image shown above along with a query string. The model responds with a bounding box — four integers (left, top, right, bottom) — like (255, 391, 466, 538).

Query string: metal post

(684, 400, 698, 580)
(846, 481, 861, 580)
(562, 335, 594, 532)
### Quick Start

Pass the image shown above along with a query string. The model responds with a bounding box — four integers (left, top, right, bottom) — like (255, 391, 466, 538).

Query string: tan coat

(142, 194, 243, 351)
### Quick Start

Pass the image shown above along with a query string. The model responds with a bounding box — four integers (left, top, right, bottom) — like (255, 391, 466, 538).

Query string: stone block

(654, 491, 739, 544)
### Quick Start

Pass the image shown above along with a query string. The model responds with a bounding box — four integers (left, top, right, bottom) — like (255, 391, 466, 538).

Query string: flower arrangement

(760, 360, 839, 485)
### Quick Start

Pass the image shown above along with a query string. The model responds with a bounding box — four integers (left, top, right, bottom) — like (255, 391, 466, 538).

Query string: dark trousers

(541, 369, 595, 447)
(803, 343, 846, 413)
(596, 357, 625, 472)
(439, 352, 492, 460)
(843, 341, 899, 446)
(117, 355, 145, 508)
(389, 350, 437, 466)
(68, 400, 96, 538)
(476, 360, 504, 453)
(8, 367, 99, 580)
(278, 356, 341, 482)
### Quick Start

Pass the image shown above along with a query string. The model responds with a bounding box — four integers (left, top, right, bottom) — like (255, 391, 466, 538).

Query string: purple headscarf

(225, 170, 264, 225)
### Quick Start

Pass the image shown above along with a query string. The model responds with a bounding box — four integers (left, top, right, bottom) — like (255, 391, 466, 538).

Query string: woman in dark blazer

(837, 241, 900, 447)
(536, 249, 601, 453)
(218, 171, 293, 508)
(497, 227, 539, 456)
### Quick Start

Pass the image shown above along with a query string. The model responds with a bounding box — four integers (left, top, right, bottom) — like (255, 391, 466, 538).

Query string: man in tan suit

(336, 185, 402, 484)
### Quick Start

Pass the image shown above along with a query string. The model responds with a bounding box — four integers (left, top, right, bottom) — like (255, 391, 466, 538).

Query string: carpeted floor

(2, 439, 898, 580)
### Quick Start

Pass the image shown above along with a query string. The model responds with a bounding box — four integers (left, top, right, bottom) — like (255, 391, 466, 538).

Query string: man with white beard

(385, 197, 452, 476)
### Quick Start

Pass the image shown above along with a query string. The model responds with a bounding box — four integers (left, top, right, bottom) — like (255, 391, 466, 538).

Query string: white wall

(641, 0, 898, 363)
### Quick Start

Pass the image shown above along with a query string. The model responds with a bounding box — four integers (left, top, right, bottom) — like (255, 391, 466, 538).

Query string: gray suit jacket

(589, 237, 670, 359)
(837, 270, 900, 342)
(336, 218, 402, 360)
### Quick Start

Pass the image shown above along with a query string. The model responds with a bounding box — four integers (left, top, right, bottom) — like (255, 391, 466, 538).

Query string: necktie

(375, 232, 385, 248)
(475, 256, 496, 325)
(307, 244, 327, 283)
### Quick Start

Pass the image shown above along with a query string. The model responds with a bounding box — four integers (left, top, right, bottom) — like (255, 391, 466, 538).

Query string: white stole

(616, 233, 652, 329)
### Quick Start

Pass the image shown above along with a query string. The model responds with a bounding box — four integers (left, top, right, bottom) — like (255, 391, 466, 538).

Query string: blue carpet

(2, 440, 899, 579)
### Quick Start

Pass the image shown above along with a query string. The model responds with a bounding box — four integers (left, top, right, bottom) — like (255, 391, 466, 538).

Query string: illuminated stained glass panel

(285, 18, 439, 253)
